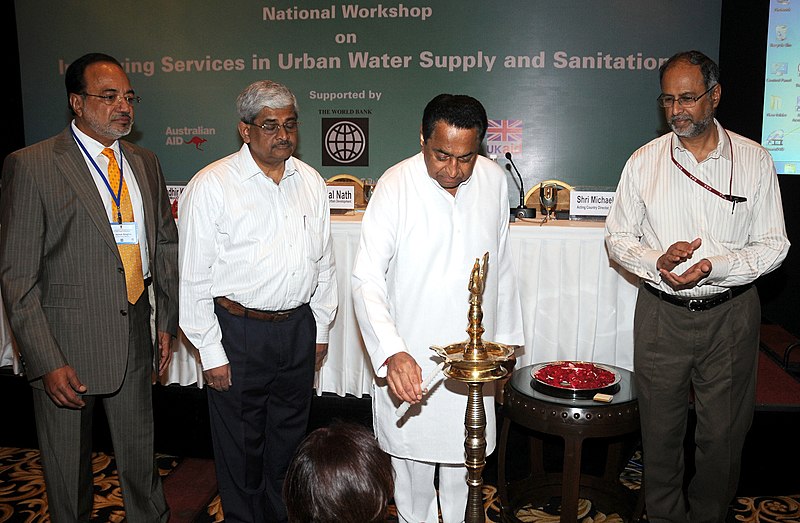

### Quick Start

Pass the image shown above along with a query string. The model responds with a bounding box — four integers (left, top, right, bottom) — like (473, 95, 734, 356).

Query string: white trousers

(391, 456, 469, 523)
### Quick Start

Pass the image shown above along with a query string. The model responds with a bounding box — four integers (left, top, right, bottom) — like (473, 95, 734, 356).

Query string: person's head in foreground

(284, 422, 394, 523)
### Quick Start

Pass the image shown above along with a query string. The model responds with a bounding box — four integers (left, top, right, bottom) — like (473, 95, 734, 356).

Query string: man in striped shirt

(606, 50, 789, 522)
(178, 80, 337, 523)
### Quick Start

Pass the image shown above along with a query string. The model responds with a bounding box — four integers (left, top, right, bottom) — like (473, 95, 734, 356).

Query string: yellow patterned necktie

(102, 148, 144, 304)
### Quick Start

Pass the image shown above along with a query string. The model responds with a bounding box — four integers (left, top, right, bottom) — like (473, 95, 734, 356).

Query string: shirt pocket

(709, 196, 750, 246)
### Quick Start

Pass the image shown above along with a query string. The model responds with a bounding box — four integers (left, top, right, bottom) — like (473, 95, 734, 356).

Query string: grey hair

(236, 80, 298, 123)
(659, 50, 720, 90)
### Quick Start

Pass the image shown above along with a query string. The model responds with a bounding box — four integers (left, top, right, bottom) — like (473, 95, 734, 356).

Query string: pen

(729, 195, 746, 214)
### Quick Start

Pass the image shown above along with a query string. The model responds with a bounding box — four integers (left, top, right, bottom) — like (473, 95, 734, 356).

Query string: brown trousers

(633, 286, 760, 523)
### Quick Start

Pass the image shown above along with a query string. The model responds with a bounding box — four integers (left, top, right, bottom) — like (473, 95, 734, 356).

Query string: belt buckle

(687, 299, 705, 312)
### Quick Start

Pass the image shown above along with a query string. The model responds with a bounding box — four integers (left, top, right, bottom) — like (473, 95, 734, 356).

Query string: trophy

(361, 178, 375, 203)
(430, 253, 517, 523)
(540, 183, 559, 222)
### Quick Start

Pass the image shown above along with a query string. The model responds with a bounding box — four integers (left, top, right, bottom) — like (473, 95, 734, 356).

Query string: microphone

(505, 152, 536, 219)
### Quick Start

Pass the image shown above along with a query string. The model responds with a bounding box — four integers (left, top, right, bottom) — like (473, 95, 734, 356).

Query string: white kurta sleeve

(351, 174, 410, 377)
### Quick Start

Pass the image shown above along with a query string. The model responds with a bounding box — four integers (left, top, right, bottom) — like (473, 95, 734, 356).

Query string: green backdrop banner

(15, 1, 721, 195)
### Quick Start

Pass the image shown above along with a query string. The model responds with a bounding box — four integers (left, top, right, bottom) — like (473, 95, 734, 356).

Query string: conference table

(0, 215, 639, 397)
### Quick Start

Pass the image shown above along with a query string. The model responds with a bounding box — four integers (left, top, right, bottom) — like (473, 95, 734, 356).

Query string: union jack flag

(487, 119, 523, 143)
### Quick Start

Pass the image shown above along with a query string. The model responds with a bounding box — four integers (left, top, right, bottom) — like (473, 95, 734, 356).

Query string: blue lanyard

(71, 128, 126, 222)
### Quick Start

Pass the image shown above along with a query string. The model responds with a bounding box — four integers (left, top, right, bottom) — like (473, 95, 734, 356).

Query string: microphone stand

(505, 153, 536, 219)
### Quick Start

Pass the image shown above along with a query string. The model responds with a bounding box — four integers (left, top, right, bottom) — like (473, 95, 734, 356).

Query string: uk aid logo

(486, 119, 523, 157)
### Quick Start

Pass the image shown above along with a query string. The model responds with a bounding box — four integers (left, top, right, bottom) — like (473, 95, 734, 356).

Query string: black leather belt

(214, 297, 302, 322)
(642, 283, 752, 312)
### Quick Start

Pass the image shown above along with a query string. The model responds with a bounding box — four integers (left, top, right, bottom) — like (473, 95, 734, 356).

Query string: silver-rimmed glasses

(250, 121, 300, 134)
(82, 93, 142, 105)
(656, 84, 715, 108)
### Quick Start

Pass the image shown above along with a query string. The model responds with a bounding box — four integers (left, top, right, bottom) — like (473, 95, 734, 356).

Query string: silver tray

(530, 361, 621, 399)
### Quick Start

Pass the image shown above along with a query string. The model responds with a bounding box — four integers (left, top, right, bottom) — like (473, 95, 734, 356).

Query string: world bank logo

(322, 118, 369, 167)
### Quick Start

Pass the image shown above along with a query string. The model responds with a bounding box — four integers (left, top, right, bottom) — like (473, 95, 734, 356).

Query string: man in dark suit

(0, 53, 178, 522)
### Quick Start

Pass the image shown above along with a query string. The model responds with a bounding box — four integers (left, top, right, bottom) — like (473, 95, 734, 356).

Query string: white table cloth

(0, 215, 639, 396)
(509, 219, 638, 372)
(0, 289, 19, 374)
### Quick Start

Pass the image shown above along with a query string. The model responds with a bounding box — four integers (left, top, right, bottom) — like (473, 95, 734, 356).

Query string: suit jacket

(0, 126, 178, 394)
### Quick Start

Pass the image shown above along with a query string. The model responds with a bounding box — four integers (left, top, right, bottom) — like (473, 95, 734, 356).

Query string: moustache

(274, 140, 293, 147)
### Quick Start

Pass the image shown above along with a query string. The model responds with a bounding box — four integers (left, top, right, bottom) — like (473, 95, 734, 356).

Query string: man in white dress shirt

(605, 51, 790, 522)
(352, 94, 524, 523)
(178, 80, 337, 523)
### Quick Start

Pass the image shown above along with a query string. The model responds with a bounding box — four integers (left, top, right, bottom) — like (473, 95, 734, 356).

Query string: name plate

(166, 183, 186, 220)
(328, 184, 355, 210)
(569, 190, 615, 217)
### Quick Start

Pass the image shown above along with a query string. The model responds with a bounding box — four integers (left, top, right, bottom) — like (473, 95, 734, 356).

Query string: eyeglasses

(656, 84, 716, 108)
(82, 93, 142, 105)
(250, 121, 300, 134)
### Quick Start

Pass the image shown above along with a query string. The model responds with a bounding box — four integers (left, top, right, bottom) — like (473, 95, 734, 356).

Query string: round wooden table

(498, 364, 643, 522)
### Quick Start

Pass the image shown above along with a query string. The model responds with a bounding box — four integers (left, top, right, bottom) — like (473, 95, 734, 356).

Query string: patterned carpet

(1, 447, 799, 522)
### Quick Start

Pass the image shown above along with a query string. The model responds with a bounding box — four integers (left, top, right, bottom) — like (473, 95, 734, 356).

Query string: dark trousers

(208, 302, 315, 523)
(32, 294, 167, 523)
(634, 286, 760, 523)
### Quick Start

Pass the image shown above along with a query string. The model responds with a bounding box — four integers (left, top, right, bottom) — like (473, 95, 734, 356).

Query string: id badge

(111, 222, 138, 245)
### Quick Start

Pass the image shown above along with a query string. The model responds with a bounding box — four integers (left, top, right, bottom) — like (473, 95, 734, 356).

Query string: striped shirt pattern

(178, 145, 337, 369)
(605, 120, 790, 297)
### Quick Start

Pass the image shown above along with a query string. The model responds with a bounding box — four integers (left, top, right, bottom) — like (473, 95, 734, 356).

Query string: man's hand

(315, 343, 328, 370)
(42, 365, 87, 409)
(386, 352, 423, 405)
(203, 364, 232, 392)
(657, 238, 702, 273)
(660, 258, 712, 291)
(156, 331, 174, 376)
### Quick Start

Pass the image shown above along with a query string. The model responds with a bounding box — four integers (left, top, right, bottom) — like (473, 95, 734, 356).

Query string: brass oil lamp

(430, 252, 517, 523)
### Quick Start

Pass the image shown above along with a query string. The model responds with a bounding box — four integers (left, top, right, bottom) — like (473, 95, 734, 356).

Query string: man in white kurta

(352, 94, 524, 523)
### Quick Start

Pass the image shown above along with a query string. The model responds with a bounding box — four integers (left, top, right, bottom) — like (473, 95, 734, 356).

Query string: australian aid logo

(486, 119, 522, 157)
(164, 126, 216, 150)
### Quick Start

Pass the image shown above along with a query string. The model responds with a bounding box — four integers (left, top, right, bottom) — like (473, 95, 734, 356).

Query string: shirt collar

(71, 120, 120, 159)
(670, 119, 732, 162)
(237, 143, 298, 182)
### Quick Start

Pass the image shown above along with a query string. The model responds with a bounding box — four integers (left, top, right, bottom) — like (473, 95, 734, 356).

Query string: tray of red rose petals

(530, 361, 620, 399)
